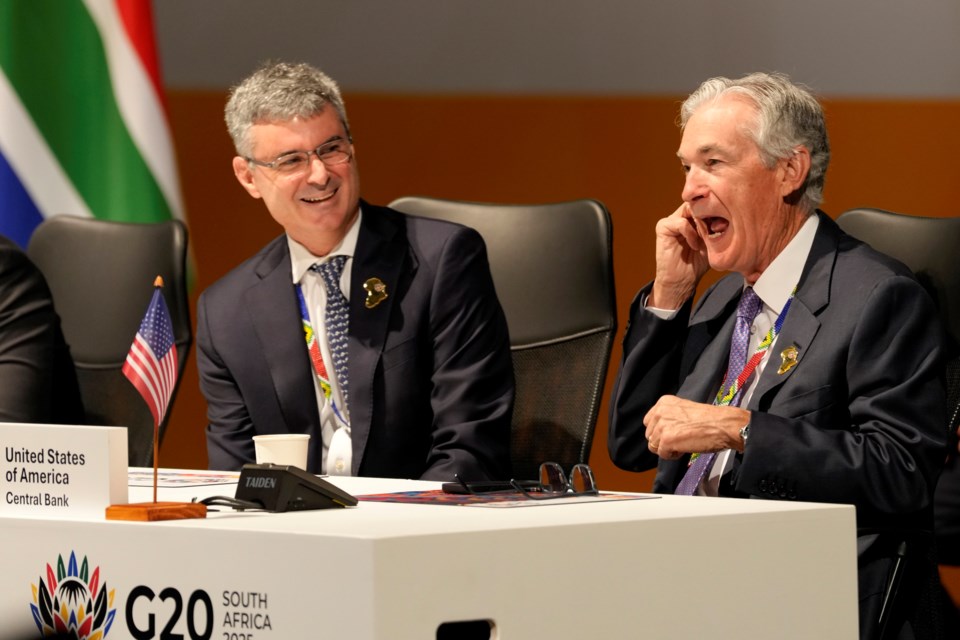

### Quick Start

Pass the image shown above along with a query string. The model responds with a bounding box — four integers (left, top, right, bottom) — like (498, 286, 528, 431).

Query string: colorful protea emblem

(30, 551, 117, 639)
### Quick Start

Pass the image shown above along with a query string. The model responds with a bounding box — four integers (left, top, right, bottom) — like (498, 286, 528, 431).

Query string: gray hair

(680, 72, 830, 211)
(225, 61, 350, 157)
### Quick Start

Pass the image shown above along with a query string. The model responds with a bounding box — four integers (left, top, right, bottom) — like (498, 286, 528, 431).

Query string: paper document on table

(357, 489, 659, 507)
(128, 468, 241, 488)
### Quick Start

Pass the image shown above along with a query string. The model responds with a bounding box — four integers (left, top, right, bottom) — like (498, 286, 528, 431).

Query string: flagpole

(153, 275, 162, 503)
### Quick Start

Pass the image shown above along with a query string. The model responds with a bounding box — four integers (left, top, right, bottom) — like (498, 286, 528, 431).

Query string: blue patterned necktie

(311, 256, 350, 404)
(674, 287, 763, 495)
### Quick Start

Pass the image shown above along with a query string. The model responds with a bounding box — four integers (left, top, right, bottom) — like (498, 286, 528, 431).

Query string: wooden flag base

(106, 501, 207, 521)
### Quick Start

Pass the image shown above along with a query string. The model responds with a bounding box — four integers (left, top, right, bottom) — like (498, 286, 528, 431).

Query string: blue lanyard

(295, 283, 349, 428)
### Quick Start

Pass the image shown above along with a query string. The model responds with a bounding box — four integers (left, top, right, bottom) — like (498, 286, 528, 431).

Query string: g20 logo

(30, 551, 117, 639)
(126, 586, 213, 640)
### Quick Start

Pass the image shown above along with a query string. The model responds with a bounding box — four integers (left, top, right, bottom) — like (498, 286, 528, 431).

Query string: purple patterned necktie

(674, 287, 763, 495)
(311, 256, 350, 404)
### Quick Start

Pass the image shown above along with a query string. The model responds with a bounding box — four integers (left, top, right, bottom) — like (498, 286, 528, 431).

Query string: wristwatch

(739, 422, 751, 445)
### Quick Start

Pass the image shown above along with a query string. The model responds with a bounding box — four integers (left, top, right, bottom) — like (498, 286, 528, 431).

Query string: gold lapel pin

(363, 277, 388, 309)
(778, 344, 799, 375)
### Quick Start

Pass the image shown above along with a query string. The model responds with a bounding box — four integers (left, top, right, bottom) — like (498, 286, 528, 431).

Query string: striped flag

(122, 277, 178, 428)
(0, 0, 185, 248)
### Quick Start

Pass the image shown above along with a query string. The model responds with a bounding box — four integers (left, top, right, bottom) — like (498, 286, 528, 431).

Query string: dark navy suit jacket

(198, 202, 513, 481)
(0, 235, 83, 424)
(610, 213, 946, 525)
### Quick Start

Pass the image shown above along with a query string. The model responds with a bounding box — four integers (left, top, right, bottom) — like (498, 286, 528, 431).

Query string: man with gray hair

(608, 72, 948, 637)
(197, 61, 513, 482)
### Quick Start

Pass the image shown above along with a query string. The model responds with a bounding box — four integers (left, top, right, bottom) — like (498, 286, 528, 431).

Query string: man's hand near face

(650, 203, 710, 310)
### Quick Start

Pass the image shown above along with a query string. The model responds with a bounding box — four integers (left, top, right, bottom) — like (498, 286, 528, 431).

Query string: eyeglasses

(451, 462, 598, 500)
(511, 462, 598, 500)
(246, 137, 353, 175)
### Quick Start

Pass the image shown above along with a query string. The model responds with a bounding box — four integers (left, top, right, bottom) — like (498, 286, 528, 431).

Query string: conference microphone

(233, 463, 358, 512)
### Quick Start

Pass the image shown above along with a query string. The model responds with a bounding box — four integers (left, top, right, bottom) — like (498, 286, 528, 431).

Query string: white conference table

(2, 469, 858, 639)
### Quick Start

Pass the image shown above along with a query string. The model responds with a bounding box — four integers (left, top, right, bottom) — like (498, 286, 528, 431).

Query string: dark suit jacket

(198, 202, 514, 481)
(608, 213, 949, 638)
(0, 235, 83, 424)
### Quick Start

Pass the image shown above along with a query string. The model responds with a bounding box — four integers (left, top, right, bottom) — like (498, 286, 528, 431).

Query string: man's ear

(780, 146, 811, 198)
(232, 156, 262, 199)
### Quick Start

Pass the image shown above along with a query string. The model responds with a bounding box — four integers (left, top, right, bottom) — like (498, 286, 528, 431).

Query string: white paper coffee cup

(253, 434, 310, 469)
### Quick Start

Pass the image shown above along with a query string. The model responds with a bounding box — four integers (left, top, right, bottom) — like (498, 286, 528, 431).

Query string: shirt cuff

(642, 292, 681, 320)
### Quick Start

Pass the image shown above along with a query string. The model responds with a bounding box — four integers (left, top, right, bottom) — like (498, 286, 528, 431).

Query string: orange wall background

(159, 90, 960, 498)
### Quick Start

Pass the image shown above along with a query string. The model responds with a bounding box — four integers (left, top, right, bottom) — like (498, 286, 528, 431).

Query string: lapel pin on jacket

(363, 277, 388, 309)
(778, 344, 799, 375)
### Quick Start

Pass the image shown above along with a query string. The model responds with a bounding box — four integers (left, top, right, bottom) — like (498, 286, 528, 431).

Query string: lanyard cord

(295, 283, 349, 429)
(714, 285, 797, 407)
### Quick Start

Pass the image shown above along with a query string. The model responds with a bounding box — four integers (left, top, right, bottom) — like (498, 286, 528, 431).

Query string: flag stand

(106, 276, 206, 521)
(106, 501, 206, 521)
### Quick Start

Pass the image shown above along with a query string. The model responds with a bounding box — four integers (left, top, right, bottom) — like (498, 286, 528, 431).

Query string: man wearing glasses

(607, 72, 948, 638)
(197, 61, 513, 482)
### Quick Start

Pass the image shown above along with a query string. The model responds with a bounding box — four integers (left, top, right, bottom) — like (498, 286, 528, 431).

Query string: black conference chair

(837, 207, 960, 639)
(27, 216, 192, 467)
(388, 196, 617, 480)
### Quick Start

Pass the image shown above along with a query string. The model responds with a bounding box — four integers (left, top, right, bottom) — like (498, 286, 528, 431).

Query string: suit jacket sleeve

(0, 239, 82, 423)
(196, 288, 258, 470)
(418, 225, 513, 481)
(607, 282, 694, 472)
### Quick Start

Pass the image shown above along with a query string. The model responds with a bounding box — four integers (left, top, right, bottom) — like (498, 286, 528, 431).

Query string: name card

(0, 423, 128, 519)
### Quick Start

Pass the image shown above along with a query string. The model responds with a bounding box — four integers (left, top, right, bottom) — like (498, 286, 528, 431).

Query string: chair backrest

(27, 216, 192, 467)
(388, 196, 616, 479)
(836, 208, 960, 430)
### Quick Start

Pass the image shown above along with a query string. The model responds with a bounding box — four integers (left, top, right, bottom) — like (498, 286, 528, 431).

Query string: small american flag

(122, 276, 178, 428)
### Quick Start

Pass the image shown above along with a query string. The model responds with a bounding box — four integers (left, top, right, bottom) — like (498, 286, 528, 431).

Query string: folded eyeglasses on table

(443, 462, 599, 500)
